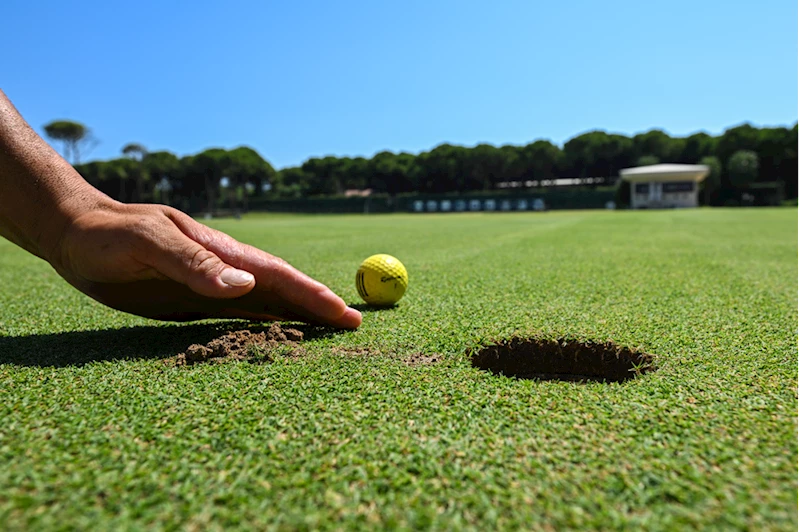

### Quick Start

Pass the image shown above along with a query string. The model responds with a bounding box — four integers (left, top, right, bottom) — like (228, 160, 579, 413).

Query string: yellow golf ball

(355, 254, 409, 306)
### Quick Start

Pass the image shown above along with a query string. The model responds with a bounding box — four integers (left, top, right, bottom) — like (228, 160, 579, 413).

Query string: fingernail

(220, 268, 254, 287)
(342, 307, 363, 327)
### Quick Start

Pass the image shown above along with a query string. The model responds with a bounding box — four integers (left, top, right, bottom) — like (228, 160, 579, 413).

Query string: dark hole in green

(471, 338, 655, 383)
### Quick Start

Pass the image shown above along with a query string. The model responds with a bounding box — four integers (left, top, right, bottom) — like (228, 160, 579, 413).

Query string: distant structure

(344, 188, 373, 197)
(620, 164, 709, 209)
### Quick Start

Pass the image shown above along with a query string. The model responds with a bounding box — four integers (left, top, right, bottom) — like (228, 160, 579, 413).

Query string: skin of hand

(0, 90, 362, 328)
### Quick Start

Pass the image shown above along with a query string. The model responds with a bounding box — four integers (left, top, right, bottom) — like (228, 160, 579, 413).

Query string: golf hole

(470, 337, 655, 383)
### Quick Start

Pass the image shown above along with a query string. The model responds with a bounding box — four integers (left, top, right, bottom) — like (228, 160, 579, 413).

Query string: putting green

(0, 208, 795, 530)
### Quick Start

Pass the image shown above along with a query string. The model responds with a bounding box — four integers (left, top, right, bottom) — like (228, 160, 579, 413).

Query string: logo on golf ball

(356, 254, 408, 306)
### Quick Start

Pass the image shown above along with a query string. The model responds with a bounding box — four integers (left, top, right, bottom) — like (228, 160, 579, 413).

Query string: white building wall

(660, 191, 698, 208)
(629, 182, 699, 209)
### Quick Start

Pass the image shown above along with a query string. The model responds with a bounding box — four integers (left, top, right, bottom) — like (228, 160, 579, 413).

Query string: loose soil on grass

(471, 337, 655, 383)
(171, 323, 304, 366)
(169, 326, 650, 380)
(405, 353, 443, 366)
(329, 347, 443, 366)
(169, 326, 446, 368)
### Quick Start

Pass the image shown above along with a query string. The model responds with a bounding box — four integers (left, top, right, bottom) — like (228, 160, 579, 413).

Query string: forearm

(0, 89, 111, 262)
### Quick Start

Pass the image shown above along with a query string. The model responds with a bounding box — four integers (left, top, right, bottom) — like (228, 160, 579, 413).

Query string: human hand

(0, 89, 360, 327)
(47, 201, 362, 328)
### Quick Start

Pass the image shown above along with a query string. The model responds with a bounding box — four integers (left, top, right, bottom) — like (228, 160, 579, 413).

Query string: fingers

(165, 209, 362, 329)
(141, 215, 256, 299)
(249, 258, 363, 329)
(57, 204, 361, 328)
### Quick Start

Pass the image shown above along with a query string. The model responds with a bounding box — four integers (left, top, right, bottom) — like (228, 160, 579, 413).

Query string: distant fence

(248, 196, 397, 214)
(407, 188, 616, 212)
(248, 188, 616, 214)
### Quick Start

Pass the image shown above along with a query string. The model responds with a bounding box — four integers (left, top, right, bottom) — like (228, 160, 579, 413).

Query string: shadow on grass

(349, 303, 400, 313)
(0, 321, 346, 368)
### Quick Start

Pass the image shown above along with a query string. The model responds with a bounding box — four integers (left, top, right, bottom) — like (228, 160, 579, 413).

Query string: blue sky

(3, 0, 796, 168)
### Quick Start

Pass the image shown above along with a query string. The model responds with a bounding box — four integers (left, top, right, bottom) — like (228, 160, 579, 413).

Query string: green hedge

(248, 196, 396, 213)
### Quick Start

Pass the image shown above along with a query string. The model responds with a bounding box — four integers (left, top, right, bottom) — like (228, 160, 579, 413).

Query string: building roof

(620, 163, 710, 183)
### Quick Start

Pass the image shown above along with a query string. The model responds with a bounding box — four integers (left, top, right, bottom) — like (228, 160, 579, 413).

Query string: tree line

(52, 121, 797, 213)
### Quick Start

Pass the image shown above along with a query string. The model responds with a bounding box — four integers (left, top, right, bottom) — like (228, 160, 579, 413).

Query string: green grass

(0, 208, 796, 530)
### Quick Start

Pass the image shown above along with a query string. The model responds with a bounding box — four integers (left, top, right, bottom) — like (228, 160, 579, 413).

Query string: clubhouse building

(620, 163, 709, 209)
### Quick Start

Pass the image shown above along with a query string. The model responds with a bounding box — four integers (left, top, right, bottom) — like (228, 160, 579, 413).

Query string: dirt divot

(172, 323, 304, 366)
(471, 337, 655, 383)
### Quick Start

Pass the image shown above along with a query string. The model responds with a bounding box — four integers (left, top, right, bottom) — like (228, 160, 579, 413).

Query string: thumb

(147, 229, 256, 299)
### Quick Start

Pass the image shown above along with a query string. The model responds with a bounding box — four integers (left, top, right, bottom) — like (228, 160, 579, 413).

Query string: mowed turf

(0, 208, 795, 530)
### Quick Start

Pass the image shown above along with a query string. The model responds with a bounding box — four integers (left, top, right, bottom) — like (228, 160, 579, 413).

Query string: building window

(634, 183, 649, 194)
(663, 181, 694, 193)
